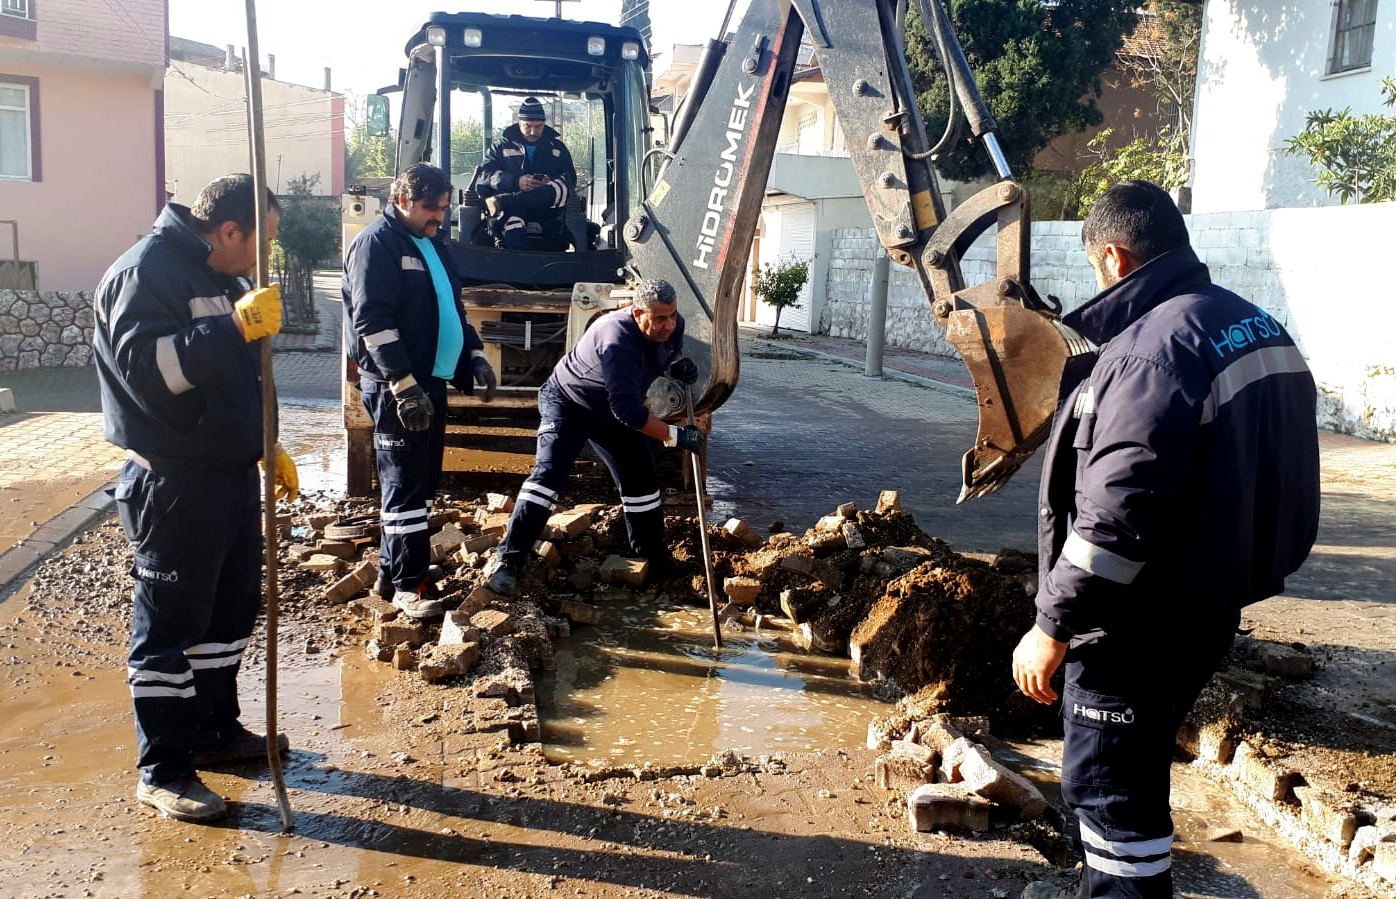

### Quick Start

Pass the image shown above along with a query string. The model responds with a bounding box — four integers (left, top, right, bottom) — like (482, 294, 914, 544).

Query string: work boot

(649, 555, 697, 583)
(1020, 881, 1086, 899)
(487, 565, 518, 597)
(375, 573, 393, 600)
(136, 775, 228, 822)
(393, 587, 444, 620)
(194, 727, 291, 766)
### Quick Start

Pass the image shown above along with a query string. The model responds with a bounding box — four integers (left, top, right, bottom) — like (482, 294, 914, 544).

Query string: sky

(167, 1, 749, 104)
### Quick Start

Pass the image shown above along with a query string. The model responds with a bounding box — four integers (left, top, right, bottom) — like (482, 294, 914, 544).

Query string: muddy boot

(194, 727, 291, 766)
(392, 587, 444, 620)
(136, 775, 227, 822)
(487, 565, 518, 597)
(1020, 881, 1085, 899)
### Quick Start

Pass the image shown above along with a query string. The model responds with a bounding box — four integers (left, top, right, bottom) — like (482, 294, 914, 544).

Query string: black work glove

(666, 358, 699, 385)
(674, 425, 706, 454)
(472, 355, 498, 402)
(394, 383, 434, 432)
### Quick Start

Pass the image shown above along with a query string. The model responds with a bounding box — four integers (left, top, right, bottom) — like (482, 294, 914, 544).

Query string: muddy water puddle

(537, 598, 888, 766)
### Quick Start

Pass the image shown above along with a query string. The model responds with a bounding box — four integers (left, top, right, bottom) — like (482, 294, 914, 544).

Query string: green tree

(1070, 127, 1190, 218)
(345, 94, 397, 184)
(1284, 77, 1396, 204)
(272, 173, 340, 327)
(904, 0, 1139, 181)
(450, 118, 486, 184)
(752, 256, 810, 338)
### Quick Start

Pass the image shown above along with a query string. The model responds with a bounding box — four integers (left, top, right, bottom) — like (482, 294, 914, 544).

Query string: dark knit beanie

(517, 97, 547, 122)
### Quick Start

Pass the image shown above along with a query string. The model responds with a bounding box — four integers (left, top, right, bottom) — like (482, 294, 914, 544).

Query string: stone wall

(824, 204, 1396, 442)
(0, 290, 96, 371)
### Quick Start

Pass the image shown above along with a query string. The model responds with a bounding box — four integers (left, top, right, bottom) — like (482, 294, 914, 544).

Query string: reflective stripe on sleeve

(1062, 531, 1144, 584)
(155, 335, 195, 395)
(1200, 345, 1310, 425)
(188, 295, 233, 318)
(363, 329, 401, 349)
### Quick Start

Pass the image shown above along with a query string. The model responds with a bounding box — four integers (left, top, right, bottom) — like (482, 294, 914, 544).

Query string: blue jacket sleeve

(478, 139, 518, 195)
(344, 229, 414, 383)
(1035, 353, 1200, 642)
(600, 339, 650, 429)
(100, 263, 246, 428)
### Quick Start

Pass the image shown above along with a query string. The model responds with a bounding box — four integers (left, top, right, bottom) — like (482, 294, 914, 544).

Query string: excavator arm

(624, 0, 1090, 501)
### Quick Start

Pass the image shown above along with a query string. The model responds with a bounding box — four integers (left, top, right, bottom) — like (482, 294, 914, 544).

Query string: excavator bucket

(922, 182, 1094, 502)
(945, 304, 1093, 502)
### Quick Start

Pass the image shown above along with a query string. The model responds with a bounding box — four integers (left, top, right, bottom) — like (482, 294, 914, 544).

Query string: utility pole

(533, 0, 579, 18)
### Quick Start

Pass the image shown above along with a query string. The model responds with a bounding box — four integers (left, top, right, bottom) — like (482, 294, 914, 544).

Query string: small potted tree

(752, 255, 810, 338)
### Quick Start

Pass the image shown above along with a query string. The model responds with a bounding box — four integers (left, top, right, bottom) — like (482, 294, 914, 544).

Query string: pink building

(0, 0, 166, 292)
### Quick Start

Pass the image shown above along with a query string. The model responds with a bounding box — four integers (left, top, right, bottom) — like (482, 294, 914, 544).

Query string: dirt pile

(286, 489, 1050, 739)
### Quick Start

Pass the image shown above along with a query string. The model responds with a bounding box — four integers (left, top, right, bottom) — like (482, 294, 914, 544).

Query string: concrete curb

(742, 334, 977, 401)
(0, 479, 117, 604)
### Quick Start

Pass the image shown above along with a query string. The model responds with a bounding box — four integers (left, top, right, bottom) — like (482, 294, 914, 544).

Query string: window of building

(1329, 0, 1378, 74)
(0, 80, 36, 180)
(0, 0, 35, 39)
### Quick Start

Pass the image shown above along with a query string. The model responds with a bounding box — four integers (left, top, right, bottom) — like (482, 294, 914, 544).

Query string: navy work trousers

(1060, 615, 1238, 898)
(361, 377, 447, 593)
(114, 458, 261, 786)
(496, 380, 665, 571)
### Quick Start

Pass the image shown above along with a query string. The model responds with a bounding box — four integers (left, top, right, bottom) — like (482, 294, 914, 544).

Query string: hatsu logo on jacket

(1073, 703, 1135, 725)
(1209, 311, 1281, 358)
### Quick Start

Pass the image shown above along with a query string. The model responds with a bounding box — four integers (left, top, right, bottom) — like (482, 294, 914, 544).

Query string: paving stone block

(462, 533, 500, 555)
(807, 530, 847, 554)
(533, 540, 563, 569)
(1258, 642, 1316, 679)
(348, 595, 399, 623)
(876, 490, 902, 513)
(1348, 825, 1396, 864)
(723, 576, 762, 607)
(365, 638, 394, 662)
(427, 510, 459, 530)
(471, 609, 516, 638)
(458, 585, 496, 615)
(906, 782, 993, 833)
(300, 553, 345, 573)
(779, 553, 815, 574)
(841, 522, 866, 550)
(323, 561, 379, 604)
(419, 642, 480, 682)
(1372, 841, 1396, 883)
(836, 501, 858, 518)
(815, 514, 846, 532)
(439, 610, 482, 645)
(392, 644, 416, 671)
(1293, 785, 1359, 849)
(377, 620, 426, 648)
(1231, 741, 1301, 802)
(475, 511, 510, 536)
(942, 738, 1047, 820)
(722, 518, 765, 547)
(306, 512, 338, 530)
(430, 523, 467, 562)
(485, 492, 515, 513)
(315, 539, 359, 560)
(794, 619, 844, 654)
(875, 740, 939, 791)
(779, 586, 829, 624)
(916, 718, 966, 754)
(551, 595, 604, 625)
(600, 555, 648, 587)
(545, 509, 592, 540)
(1216, 668, 1275, 711)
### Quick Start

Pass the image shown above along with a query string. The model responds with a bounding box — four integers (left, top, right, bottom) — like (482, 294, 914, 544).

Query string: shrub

(752, 256, 810, 338)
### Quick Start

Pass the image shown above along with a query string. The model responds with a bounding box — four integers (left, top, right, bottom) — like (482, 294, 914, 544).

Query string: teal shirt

(411, 235, 465, 379)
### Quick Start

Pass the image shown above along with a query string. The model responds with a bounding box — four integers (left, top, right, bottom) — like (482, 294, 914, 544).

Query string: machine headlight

(426, 26, 446, 47)
(587, 36, 606, 56)
(621, 41, 640, 61)
(463, 27, 483, 48)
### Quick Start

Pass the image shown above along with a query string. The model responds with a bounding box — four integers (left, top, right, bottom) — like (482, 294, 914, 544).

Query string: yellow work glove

(259, 442, 300, 502)
(233, 284, 283, 342)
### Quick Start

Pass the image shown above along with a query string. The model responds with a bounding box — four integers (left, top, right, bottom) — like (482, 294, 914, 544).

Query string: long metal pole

(683, 389, 722, 650)
(865, 250, 889, 377)
(244, 0, 293, 833)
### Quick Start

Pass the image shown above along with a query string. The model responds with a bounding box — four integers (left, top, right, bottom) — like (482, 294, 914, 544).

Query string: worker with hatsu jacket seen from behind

(1013, 180, 1321, 899)
(342, 163, 498, 621)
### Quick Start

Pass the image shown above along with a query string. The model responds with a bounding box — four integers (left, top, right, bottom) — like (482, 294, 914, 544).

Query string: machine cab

(388, 12, 654, 290)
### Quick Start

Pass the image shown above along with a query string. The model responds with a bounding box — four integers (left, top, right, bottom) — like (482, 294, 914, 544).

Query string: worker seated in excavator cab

(468, 96, 591, 252)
